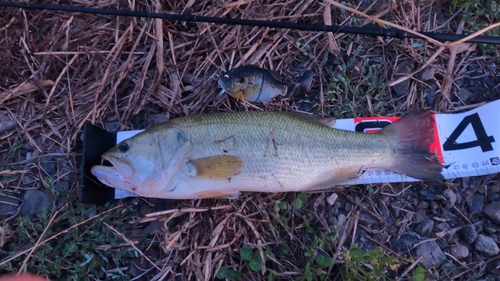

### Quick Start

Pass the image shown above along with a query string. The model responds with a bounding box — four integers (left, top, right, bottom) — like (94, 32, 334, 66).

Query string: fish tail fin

(297, 70, 314, 91)
(287, 70, 314, 97)
(379, 112, 444, 181)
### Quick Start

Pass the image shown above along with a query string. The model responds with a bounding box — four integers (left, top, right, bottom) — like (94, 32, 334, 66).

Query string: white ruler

(113, 100, 500, 198)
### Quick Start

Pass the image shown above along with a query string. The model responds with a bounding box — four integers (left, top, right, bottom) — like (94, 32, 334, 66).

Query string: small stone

(443, 189, 457, 206)
(417, 201, 429, 209)
(344, 202, 352, 212)
(105, 121, 121, 132)
(388, 225, 398, 234)
(21, 190, 53, 216)
(475, 235, 500, 256)
(459, 225, 478, 244)
(39, 156, 56, 175)
(430, 201, 439, 210)
(462, 177, 471, 190)
(487, 192, 500, 203)
(457, 88, 473, 102)
(391, 234, 416, 254)
(0, 112, 16, 135)
(337, 214, 347, 235)
(415, 219, 434, 236)
(326, 193, 338, 206)
(485, 226, 497, 234)
(440, 261, 455, 275)
(53, 181, 69, 193)
(484, 201, 500, 224)
(467, 194, 484, 214)
(21, 174, 35, 185)
(490, 183, 500, 193)
(327, 216, 337, 226)
(449, 245, 469, 260)
(358, 212, 378, 225)
(419, 189, 441, 200)
(415, 241, 446, 268)
(392, 63, 414, 97)
(415, 209, 427, 223)
(436, 222, 449, 231)
(420, 67, 435, 81)
(333, 201, 341, 212)
(481, 76, 495, 88)
(425, 83, 438, 107)
(147, 113, 168, 127)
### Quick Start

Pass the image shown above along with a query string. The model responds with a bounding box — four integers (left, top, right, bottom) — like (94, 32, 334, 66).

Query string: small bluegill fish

(218, 66, 314, 102)
(91, 111, 444, 200)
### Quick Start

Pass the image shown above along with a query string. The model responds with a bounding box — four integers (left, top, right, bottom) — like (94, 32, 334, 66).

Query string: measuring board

(112, 100, 500, 199)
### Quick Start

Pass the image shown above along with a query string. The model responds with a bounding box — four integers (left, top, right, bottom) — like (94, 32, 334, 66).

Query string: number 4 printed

(443, 113, 495, 152)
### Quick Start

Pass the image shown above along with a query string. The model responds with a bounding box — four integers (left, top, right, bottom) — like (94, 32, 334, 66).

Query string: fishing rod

(1, 1, 500, 44)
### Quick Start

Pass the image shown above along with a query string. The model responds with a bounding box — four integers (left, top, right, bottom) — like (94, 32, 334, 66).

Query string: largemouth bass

(91, 111, 443, 199)
(218, 66, 314, 102)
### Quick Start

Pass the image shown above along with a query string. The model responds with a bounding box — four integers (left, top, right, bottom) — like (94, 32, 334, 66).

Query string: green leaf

(280, 243, 290, 254)
(349, 247, 364, 262)
(316, 268, 327, 276)
(264, 248, 271, 261)
(227, 269, 241, 281)
(412, 266, 426, 281)
(278, 202, 287, 210)
(315, 255, 333, 267)
(240, 246, 253, 261)
(216, 266, 227, 279)
(274, 202, 281, 212)
(325, 230, 338, 238)
(315, 254, 325, 265)
(304, 262, 312, 281)
(306, 226, 314, 233)
(294, 199, 302, 209)
(297, 193, 308, 202)
(249, 251, 262, 272)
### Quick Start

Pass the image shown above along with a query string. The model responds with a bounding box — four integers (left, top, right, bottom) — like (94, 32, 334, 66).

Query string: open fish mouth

(217, 78, 228, 91)
(90, 164, 123, 188)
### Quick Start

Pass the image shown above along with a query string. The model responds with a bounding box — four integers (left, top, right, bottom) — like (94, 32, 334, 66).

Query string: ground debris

(1, 0, 499, 279)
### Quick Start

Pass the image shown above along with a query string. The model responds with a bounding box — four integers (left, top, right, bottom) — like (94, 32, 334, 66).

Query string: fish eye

(223, 74, 229, 79)
(118, 142, 129, 152)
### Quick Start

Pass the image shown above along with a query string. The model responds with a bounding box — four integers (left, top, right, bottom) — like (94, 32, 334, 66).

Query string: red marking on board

(353, 115, 444, 164)
(353, 117, 400, 133)
(430, 114, 444, 163)
(353, 117, 400, 123)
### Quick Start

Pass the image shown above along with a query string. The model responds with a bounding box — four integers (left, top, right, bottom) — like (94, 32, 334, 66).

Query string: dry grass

(1, 0, 500, 280)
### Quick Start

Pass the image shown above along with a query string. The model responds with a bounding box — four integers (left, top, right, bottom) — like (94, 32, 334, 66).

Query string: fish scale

(164, 112, 394, 194)
(91, 111, 443, 199)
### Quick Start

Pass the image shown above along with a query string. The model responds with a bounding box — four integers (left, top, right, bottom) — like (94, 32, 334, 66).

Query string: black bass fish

(91, 111, 444, 200)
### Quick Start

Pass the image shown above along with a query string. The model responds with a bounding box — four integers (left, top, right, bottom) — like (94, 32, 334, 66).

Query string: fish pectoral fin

(195, 191, 241, 199)
(189, 155, 243, 179)
(305, 167, 364, 191)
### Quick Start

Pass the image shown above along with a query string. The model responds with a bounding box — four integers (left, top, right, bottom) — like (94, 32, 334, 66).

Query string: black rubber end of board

(79, 123, 117, 204)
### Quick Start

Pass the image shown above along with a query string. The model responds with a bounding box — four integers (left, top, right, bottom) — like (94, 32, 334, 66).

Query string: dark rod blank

(1, 1, 500, 44)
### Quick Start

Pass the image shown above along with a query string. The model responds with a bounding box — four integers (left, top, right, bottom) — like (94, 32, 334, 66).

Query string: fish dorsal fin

(189, 155, 243, 179)
(283, 112, 337, 127)
(263, 69, 284, 82)
(317, 117, 337, 127)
